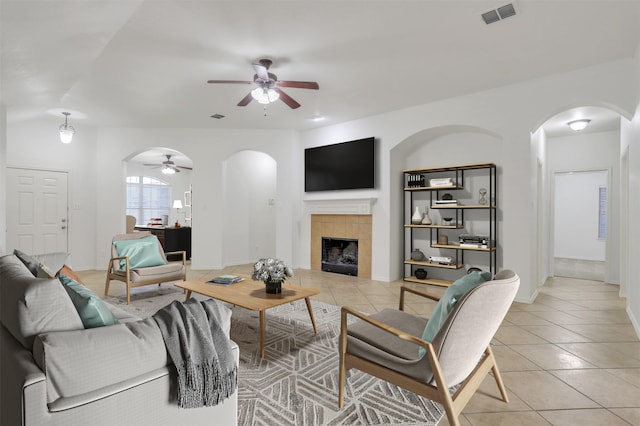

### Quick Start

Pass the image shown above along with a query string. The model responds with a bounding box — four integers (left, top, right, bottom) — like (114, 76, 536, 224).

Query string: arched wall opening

(532, 103, 630, 296)
(124, 147, 193, 228)
(389, 125, 504, 282)
(222, 150, 277, 266)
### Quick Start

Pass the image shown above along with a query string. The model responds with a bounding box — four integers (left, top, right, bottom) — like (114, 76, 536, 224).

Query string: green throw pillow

(419, 270, 492, 357)
(59, 273, 119, 329)
(113, 235, 167, 269)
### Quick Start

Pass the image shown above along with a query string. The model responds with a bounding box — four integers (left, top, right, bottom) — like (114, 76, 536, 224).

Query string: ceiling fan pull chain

(263, 105, 268, 117)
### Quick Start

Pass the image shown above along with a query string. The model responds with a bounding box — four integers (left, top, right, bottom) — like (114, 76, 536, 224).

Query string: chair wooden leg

(338, 355, 346, 408)
(126, 283, 131, 305)
(338, 309, 349, 409)
(104, 276, 111, 297)
(488, 347, 509, 403)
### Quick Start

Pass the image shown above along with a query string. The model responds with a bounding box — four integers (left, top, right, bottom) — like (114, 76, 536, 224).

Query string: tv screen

(304, 137, 375, 192)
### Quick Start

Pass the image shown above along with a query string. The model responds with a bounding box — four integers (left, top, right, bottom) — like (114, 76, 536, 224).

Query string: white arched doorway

(222, 150, 277, 266)
(125, 148, 193, 229)
(536, 105, 630, 290)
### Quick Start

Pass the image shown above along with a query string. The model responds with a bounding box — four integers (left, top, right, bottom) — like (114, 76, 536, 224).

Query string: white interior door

(6, 168, 68, 255)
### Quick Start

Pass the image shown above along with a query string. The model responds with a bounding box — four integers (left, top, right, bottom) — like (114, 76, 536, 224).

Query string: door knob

(61, 226, 67, 230)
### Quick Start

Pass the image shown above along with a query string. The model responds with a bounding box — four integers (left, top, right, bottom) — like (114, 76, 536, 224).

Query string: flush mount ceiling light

(251, 87, 280, 105)
(567, 119, 591, 131)
(59, 112, 75, 143)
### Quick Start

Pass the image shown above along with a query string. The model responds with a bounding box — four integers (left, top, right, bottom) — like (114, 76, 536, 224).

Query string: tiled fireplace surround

(307, 199, 373, 279)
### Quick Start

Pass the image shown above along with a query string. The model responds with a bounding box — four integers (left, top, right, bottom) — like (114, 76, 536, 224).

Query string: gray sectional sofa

(0, 253, 239, 426)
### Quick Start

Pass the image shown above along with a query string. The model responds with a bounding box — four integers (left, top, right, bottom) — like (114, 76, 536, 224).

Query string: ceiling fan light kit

(208, 58, 319, 110)
(144, 154, 193, 175)
(251, 87, 280, 104)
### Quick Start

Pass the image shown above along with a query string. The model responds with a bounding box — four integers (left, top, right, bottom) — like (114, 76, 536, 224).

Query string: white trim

(303, 198, 377, 215)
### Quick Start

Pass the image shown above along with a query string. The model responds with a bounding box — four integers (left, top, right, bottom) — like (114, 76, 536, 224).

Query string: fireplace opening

(322, 237, 358, 276)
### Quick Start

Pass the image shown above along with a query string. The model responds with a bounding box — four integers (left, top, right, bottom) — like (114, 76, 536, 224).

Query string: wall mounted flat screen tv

(305, 137, 375, 192)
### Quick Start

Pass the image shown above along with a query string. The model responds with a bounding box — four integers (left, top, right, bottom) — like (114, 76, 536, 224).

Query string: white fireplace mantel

(303, 197, 377, 215)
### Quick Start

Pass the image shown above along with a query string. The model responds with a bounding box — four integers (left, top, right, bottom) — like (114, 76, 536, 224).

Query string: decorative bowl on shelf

(442, 217, 453, 225)
(414, 268, 427, 279)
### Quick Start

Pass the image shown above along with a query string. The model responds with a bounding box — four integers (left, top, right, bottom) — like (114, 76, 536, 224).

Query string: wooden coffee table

(175, 274, 320, 357)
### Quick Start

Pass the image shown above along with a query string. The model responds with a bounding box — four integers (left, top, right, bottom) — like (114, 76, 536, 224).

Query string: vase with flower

(251, 258, 294, 294)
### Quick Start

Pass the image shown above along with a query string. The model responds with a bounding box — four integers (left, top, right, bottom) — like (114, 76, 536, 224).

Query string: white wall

(0, 105, 6, 256)
(553, 170, 607, 260)
(530, 127, 549, 289)
(621, 44, 640, 337)
(300, 58, 636, 302)
(92, 128, 298, 271)
(3, 56, 638, 308)
(223, 150, 277, 266)
(5, 119, 98, 269)
(547, 130, 620, 283)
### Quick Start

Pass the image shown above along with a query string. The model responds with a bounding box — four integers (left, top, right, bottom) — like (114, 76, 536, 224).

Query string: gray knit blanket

(153, 298, 237, 408)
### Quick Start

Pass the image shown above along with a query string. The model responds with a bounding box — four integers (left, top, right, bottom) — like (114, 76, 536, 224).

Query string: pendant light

(59, 112, 76, 143)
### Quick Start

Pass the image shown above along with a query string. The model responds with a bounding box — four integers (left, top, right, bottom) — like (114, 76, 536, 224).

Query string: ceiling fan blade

(177, 166, 193, 170)
(237, 92, 254, 106)
(252, 63, 270, 81)
(273, 88, 300, 109)
(276, 81, 319, 90)
(207, 80, 253, 84)
(143, 163, 160, 167)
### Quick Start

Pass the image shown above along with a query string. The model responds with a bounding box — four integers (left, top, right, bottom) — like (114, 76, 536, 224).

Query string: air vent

(482, 3, 516, 24)
(497, 3, 516, 19)
(481, 10, 500, 25)
(210, 114, 225, 119)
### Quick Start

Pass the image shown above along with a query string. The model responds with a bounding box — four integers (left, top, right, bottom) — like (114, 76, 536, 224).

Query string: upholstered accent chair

(105, 232, 187, 304)
(338, 270, 520, 426)
(125, 215, 137, 233)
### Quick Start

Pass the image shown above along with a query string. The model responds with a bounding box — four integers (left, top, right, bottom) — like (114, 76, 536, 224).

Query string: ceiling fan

(144, 154, 192, 175)
(207, 59, 319, 109)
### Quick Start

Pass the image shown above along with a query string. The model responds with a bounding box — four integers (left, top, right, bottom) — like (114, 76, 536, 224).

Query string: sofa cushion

(32, 318, 169, 404)
(0, 254, 84, 350)
(113, 235, 167, 269)
(59, 274, 119, 328)
(13, 249, 70, 278)
(132, 262, 184, 277)
(13, 249, 39, 276)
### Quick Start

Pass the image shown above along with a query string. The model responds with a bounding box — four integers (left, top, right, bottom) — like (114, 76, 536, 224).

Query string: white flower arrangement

(251, 258, 294, 283)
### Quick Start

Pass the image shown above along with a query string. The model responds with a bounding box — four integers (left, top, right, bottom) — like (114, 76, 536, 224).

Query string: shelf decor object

(411, 206, 423, 224)
(421, 209, 432, 225)
(403, 162, 497, 287)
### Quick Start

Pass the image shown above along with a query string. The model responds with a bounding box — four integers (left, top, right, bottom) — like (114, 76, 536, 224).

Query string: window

(126, 176, 170, 225)
(598, 185, 607, 239)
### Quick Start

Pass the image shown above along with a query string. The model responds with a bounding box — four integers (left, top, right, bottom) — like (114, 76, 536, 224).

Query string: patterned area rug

(104, 288, 444, 425)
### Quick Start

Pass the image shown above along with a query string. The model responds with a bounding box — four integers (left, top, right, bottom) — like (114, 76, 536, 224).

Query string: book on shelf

(207, 275, 244, 285)
(429, 177, 455, 187)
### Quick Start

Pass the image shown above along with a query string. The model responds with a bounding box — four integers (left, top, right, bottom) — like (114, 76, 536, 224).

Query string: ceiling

(2, 1, 639, 135)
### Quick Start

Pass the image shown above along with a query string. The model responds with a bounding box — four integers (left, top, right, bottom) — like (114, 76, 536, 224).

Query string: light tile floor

(79, 266, 640, 426)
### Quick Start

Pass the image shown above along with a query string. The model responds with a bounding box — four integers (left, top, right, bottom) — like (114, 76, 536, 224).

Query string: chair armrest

(107, 255, 128, 273)
(399, 285, 441, 311)
(164, 250, 186, 264)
